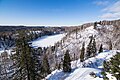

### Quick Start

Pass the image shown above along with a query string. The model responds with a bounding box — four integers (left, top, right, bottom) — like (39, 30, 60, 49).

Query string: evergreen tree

(109, 40, 112, 50)
(86, 36, 97, 58)
(101, 61, 109, 80)
(75, 28, 78, 39)
(31, 49, 42, 80)
(58, 62, 61, 70)
(11, 31, 41, 80)
(80, 42, 85, 62)
(92, 39, 97, 57)
(98, 44, 103, 53)
(94, 22, 97, 29)
(102, 52, 120, 80)
(86, 36, 93, 58)
(41, 54, 51, 77)
(63, 50, 71, 72)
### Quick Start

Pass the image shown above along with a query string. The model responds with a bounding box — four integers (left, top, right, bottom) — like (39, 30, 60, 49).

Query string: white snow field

(46, 50, 120, 80)
(31, 34, 65, 48)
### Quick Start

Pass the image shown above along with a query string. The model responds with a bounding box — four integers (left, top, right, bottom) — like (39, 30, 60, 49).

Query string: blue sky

(0, 0, 120, 26)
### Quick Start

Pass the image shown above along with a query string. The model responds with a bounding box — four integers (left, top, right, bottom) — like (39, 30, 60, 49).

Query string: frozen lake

(31, 34, 65, 48)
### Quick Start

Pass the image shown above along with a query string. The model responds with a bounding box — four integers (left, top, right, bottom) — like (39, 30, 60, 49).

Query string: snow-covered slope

(31, 34, 65, 48)
(45, 24, 120, 80)
(55, 24, 120, 60)
(46, 50, 120, 80)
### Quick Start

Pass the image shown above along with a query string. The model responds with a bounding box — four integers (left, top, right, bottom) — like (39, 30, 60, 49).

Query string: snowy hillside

(46, 50, 120, 80)
(31, 34, 65, 48)
(55, 24, 120, 60)
(44, 24, 120, 80)
(0, 22, 119, 80)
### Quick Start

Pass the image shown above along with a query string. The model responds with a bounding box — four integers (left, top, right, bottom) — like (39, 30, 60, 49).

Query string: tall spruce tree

(80, 42, 85, 62)
(94, 22, 97, 29)
(76, 28, 78, 39)
(92, 39, 97, 57)
(41, 54, 51, 77)
(63, 50, 71, 72)
(86, 36, 93, 58)
(98, 44, 103, 53)
(109, 40, 112, 50)
(11, 31, 41, 80)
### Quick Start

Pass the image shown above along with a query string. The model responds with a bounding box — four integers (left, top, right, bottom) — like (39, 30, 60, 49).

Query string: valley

(0, 19, 120, 80)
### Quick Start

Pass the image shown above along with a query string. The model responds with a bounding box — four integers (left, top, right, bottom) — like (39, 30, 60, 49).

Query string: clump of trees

(86, 36, 97, 59)
(102, 52, 120, 80)
(11, 31, 40, 80)
(10, 31, 51, 80)
(62, 35, 98, 72)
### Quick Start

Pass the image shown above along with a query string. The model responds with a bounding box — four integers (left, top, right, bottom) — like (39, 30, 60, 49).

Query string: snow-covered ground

(45, 25, 120, 80)
(46, 50, 120, 80)
(31, 34, 65, 48)
(55, 24, 120, 64)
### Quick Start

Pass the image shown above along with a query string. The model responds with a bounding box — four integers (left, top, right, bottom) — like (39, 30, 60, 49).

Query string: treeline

(0, 25, 66, 33)
(0, 26, 66, 50)
(8, 31, 52, 80)
(21, 30, 58, 42)
(0, 26, 27, 32)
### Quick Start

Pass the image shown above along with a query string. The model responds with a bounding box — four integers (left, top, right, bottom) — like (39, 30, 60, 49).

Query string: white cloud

(93, 1, 109, 6)
(100, 0, 120, 19)
(103, 1, 120, 13)
(101, 12, 120, 19)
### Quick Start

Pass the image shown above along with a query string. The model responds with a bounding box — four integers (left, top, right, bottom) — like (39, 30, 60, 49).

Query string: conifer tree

(76, 28, 78, 39)
(41, 54, 51, 77)
(86, 36, 97, 58)
(102, 52, 120, 80)
(80, 42, 85, 62)
(92, 39, 97, 57)
(94, 22, 97, 29)
(86, 36, 93, 58)
(109, 52, 120, 80)
(63, 50, 71, 72)
(11, 31, 41, 80)
(109, 40, 112, 50)
(98, 44, 103, 53)
(102, 61, 109, 80)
